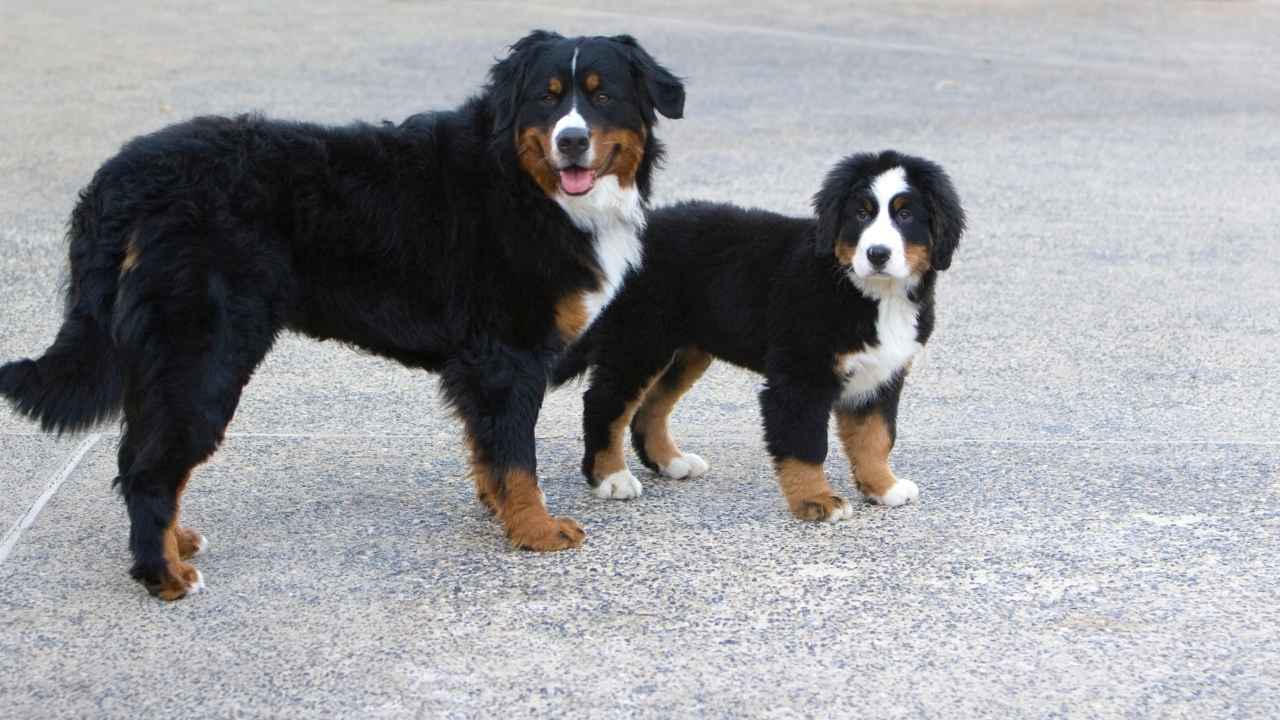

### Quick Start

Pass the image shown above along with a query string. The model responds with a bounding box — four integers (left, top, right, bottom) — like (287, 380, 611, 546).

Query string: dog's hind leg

(629, 347, 713, 480)
(113, 265, 274, 600)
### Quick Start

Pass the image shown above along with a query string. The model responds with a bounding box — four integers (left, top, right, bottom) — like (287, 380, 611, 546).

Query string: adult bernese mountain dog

(0, 30, 685, 600)
(555, 151, 965, 521)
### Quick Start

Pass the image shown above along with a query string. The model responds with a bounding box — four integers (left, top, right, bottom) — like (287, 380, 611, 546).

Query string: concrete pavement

(1, 1, 1278, 717)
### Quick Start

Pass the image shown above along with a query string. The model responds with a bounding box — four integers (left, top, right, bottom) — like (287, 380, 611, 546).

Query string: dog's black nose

(866, 245, 892, 268)
(556, 127, 590, 159)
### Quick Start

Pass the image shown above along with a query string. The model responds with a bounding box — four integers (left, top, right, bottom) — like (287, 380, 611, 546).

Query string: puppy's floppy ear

(912, 159, 966, 271)
(812, 156, 862, 258)
(489, 30, 562, 132)
(611, 34, 685, 122)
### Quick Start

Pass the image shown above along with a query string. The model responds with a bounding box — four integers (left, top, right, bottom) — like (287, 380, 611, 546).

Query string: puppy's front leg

(835, 380, 919, 507)
(759, 378, 853, 522)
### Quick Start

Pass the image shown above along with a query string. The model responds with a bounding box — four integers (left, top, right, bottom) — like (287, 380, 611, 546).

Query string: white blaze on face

(853, 166, 911, 280)
(550, 47, 594, 169)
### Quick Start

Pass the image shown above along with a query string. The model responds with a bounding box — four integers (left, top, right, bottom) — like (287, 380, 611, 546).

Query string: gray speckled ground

(1, 1, 1278, 718)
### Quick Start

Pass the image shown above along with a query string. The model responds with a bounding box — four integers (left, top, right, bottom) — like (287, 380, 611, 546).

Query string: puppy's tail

(0, 196, 125, 434)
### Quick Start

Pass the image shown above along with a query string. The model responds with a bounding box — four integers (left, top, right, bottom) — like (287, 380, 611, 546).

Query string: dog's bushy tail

(0, 194, 125, 434)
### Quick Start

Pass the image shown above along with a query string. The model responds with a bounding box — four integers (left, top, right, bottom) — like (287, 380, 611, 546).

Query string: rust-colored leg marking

(498, 469, 585, 551)
(151, 473, 204, 601)
(630, 348, 712, 473)
(591, 391, 648, 483)
(464, 432, 501, 515)
(836, 412, 897, 497)
(773, 458, 851, 522)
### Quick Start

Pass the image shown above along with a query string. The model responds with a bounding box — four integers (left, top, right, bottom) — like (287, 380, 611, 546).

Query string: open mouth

(556, 146, 619, 197)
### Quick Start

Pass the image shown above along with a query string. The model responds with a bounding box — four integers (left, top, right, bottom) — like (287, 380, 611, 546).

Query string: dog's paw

(592, 470, 643, 500)
(659, 452, 709, 480)
(175, 527, 207, 559)
(509, 515, 586, 551)
(789, 493, 854, 522)
(140, 562, 206, 602)
(868, 478, 919, 507)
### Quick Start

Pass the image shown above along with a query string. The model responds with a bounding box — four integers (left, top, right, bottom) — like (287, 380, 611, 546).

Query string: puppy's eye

(896, 208, 912, 221)
(593, 92, 611, 105)
(541, 93, 558, 106)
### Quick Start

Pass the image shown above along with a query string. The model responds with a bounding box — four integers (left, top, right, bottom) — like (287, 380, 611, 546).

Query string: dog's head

(813, 151, 965, 287)
(489, 30, 685, 201)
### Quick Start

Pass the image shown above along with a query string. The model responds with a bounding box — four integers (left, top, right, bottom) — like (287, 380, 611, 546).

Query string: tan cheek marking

(517, 126, 559, 197)
(905, 243, 930, 274)
(836, 411, 897, 497)
(584, 72, 600, 92)
(834, 241, 857, 266)
(121, 232, 141, 274)
(773, 458, 846, 521)
(593, 127, 646, 188)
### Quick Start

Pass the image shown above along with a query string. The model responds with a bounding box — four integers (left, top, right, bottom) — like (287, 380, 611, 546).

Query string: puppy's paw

(868, 478, 920, 507)
(789, 493, 854, 523)
(593, 470, 643, 500)
(660, 452, 709, 480)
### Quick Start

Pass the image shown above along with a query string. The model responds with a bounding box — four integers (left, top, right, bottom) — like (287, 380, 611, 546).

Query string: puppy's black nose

(556, 127, 590, 159)
(866, 245, 892, 268)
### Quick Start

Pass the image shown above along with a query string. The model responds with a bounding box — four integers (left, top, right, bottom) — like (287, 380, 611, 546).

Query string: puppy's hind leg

(580, 347, 677, 500)
(630, 347, 713, 480)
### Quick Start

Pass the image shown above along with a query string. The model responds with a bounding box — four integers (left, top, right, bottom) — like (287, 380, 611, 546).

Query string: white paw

(825, 499, 855, 523)
(660, 453, 709, 480)
(188, 569, 206, 595)
(193, 534, 209, 557)
(592, 470, 643, 500)
(869, 478, 920, 507)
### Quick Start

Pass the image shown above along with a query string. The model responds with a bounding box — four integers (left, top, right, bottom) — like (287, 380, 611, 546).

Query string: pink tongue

(560, 167, 596, 195)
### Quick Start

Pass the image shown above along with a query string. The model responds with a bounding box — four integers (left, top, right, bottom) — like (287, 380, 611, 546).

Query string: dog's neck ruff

(556, 177, 646, 330)
(839, 279, 922, 407)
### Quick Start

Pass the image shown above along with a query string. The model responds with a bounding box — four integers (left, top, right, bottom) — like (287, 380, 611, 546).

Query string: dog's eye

(541, 93, 558, 106)
(593, 92, 611, 105)
(896, 208, 912, 221)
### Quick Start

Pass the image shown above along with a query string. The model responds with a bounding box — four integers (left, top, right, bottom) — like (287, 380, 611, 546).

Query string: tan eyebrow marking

(548, 76, 562, 95)
(584, 71, 600, 92)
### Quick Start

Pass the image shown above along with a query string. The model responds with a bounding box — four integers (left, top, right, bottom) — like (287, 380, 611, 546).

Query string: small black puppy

(0, 31, 685, 600)
(556, 151, 964, 521)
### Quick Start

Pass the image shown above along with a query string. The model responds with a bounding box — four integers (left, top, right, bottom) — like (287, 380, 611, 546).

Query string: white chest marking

(839, 290, 922, 406)
(555, 175, 645, 330)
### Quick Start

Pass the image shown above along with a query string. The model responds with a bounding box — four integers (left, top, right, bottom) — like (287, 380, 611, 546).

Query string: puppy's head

(813, 151, 965, 285)
(489, 31, 685, 200)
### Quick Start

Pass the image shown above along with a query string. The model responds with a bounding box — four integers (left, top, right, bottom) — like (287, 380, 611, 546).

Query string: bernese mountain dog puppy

(555, 151, 965, 521)
(0, 30, 684, 600)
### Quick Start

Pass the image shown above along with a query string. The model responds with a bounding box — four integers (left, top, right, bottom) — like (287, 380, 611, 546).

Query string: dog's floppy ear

(611, 34, 685, 122)
(489, 30, 562, 132)
(912, 159, 966, 271)
(812, 157, 861, 258)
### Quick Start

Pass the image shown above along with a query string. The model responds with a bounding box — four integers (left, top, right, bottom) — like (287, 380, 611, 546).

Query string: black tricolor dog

(0, 30, 684, 600)
(555, 151, 964, 521)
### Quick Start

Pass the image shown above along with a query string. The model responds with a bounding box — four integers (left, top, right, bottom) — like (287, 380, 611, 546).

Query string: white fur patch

(660, 452, 709, 480)
(839, 286, 922, 406)
(593, 469, 643, 500)
(825, 499, 855, 523)
(188, 569, 206, 595)
(550, 107, 591, 168)
(556, 177, 645, 329)
(853, 167, 912, 280)
(868, 478, 919, 507)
